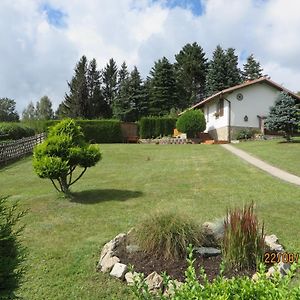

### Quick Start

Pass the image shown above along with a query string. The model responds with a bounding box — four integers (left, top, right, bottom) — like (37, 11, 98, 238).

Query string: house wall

(203, 82, 280, 141)
(229, 83, 279, 128)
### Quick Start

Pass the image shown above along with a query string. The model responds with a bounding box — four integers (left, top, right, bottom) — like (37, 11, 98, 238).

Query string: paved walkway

(221, 144, 300, 186)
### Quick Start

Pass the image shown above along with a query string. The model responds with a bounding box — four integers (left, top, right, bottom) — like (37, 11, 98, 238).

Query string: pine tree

(22, 101, 36, 120)
(242, 54, 263, 81)
(36, 96, 54, 120)
(63, 55, 89, 118)
(174, 42, 208, 108)
(87, 58, 109, 118)
(225, 48, 242, 87)
(266, 92, 300, 141)
(117, 62, 129, 92)
(148, 57, 178, 116)
(102, 58, 118, 117)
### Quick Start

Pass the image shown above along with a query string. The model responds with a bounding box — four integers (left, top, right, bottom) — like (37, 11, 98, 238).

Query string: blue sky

(0, 0, 299, 112)
(41, 3, 67, 28)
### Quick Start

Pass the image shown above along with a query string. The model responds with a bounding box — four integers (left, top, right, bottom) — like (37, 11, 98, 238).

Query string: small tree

(176, 109, 206, 138)
(33, 119, 101, 194)
(266, 92, 300, 142)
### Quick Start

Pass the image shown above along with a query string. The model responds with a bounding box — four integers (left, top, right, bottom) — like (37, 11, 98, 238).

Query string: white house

(188, 77, 300, 142)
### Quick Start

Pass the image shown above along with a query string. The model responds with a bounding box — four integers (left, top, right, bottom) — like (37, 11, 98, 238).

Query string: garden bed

(119, 250, 255, 282)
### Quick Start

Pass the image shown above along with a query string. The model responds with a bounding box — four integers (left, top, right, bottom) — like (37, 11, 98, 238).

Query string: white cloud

(1, 0, 300, 114)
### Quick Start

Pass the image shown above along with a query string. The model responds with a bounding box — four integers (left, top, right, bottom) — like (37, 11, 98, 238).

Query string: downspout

(224, 97, 231, 143)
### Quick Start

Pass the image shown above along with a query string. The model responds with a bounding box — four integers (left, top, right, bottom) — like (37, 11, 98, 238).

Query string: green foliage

(242, 54, 263, 81)
(0, 122, 35, 141)
(132, 245, 300, 300)
(45, 119, 122, 143)
(205, 45, 241, 97)
(266, 92, 300, 141)
(133, 212, 202, 260)
(235, 128, 260, 140)
(35, 96, 54, 120)
(0, 196, 26, 299)
(0, 98, 19, 122)
(176, 110, 206, 138)
(22, 101, 36, 121)
(33, 119, 101, 193)
(222, 203, 265, 271)
(148, 57, 178, 116)
(174, 42, 208, 107)
(139, 117, 177, 138)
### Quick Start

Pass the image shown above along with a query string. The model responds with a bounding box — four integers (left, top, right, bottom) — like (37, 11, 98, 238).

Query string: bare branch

(69, 167, 87, 187)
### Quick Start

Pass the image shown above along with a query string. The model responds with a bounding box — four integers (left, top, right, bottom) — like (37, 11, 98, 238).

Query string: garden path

(221, 144, 300, 186)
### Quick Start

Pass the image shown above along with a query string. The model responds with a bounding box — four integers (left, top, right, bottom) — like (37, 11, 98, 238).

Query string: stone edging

(96, 230, 291, 294)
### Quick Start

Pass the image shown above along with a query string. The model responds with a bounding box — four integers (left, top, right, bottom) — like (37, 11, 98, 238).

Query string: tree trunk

(60, 176, 69, 194)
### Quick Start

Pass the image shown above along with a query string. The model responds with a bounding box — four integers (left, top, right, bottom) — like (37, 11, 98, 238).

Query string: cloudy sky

(1, 0, 300, 113)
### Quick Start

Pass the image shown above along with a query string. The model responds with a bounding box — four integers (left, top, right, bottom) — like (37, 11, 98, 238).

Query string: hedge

(45, 119, 122, 143)
(0, 122, 35, 141)
(139, 117, 177, 138)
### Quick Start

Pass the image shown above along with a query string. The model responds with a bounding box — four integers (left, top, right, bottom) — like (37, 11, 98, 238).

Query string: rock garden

(96, 203, 297, 297)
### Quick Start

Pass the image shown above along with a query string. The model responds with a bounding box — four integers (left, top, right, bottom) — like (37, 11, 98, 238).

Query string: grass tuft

(222, 202, 265, 270)
(133, 211, 202, 260)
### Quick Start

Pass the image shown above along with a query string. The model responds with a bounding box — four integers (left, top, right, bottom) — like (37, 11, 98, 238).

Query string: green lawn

(234, 138, 300, 176)
(1, 144, 300, 299)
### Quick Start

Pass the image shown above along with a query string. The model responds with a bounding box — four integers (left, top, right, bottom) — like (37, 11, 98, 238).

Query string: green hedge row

(0, 122, 35, 141)
(139, 117, 177, 139)
(45, 119, 122, 143)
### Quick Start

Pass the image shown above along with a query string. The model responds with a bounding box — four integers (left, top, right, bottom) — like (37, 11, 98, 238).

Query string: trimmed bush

(33, 119, 101, 194)
(45, 119, 122, 143)
(222, 203, 265, 270)
(133, 212, 202, 259)
(0, 197, 26, 299)
(235, 128, 260, 140)
(0, 122, 35, 141)
(176, 109, 206, 138)
(139, 117, 177, 138)
(132, 246, 300, 300)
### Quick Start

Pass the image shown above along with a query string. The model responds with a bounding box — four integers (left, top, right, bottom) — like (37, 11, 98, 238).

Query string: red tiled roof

(187, 77, 300, 111)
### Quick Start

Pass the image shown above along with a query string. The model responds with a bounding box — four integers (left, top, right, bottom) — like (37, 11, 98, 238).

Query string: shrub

(139, 117, 177, 139)
(176, 110, 206, 138)
(131, 245, 300, 300)
(235, 128, 260, 140)
(222, 202, 265, 271)
(133, 212, 202, 259)
(45, 119, 122, 143)
(33, 119, 101, 194)
(0, 197, 26, 299)
(0, 122, 35, 141)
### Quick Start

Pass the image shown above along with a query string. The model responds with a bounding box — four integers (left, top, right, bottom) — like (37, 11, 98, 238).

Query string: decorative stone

(125, 271, 139, 285)
(266, 262, 290, 278)
(195, 247, 221, 257)
(202, 219, 225, 246)
(126, 244, 140, 253)
(100, 254, 120, 273)
(110, 263, 128, 279)
(252, 273, 259, 281)
(97, 233, 127, 270)
(264, 235, 284, 252)
(145, 272, 163, 292)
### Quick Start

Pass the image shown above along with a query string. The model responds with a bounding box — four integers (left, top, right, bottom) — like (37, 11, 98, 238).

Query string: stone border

(96, 229, 290, 294)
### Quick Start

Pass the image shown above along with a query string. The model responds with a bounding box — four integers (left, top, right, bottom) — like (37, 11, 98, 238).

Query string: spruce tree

(117, 62, 129, 92)
(242, 54, 263, 81)
(266, 92, 300, 141)
(225, 48, 242, 87)
(205, 45, 228, 96)
(113, 66, 144, 122)
(174, 42, 208, 108)
(36, 96, 54, 120)
(102, 58, 118, 117)
(63, 55, 89, 118)
(148, 57, 178, 116)
(87, 58, 109, 118)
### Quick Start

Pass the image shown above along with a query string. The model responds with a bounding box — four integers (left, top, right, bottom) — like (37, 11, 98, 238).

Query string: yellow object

(173, 128, 182, 137)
